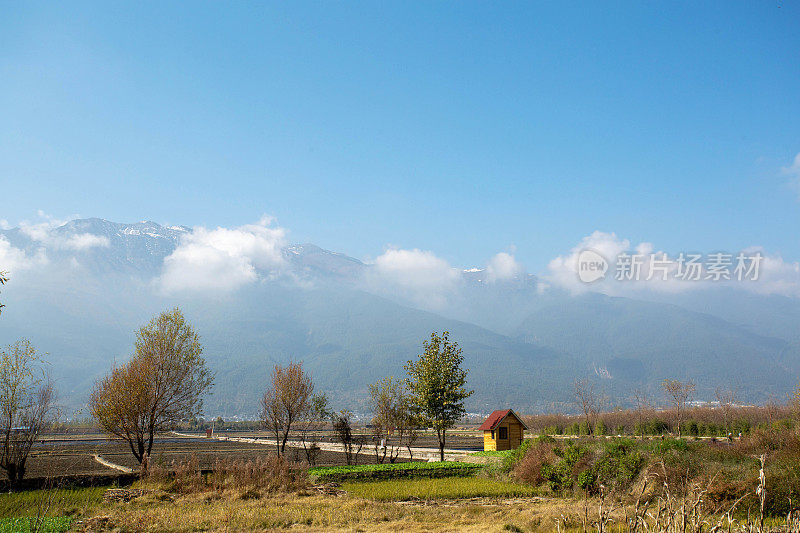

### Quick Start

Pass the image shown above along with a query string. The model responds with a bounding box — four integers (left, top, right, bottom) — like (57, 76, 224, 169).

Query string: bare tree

(90, 308, 213, 463)
(714, 386, 738, 436)
(662, 379, 695, 437)
(631, 387, 652, 439)
(0, 271, 8, 317)
(299, 393, 330, 465)
(0, 339, 58, 485)
(332, 410, 364, 465)
(260, 362, 313, 456)
(574, 378, 599, 436)
(791, 384, 800, 422)
(765, 395, 781, 425)
(369, 376, 417, 463)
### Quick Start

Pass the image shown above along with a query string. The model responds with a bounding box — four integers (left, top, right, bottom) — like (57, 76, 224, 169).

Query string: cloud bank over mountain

(546, 230, 800, 298)
(1, 214, 800, 415)
(159, 217, 288, 293)
(2, 213, 799, 302)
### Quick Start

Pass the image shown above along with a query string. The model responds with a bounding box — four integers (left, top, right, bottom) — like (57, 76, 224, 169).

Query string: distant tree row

(524, 378, 797, 438)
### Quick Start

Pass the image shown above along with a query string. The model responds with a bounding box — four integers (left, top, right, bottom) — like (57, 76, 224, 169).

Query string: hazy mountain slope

(0, 278, 575, 416)
(514, 292, 799, 403)
(182, 284, 577, 416)
(644, 289, 800, 346)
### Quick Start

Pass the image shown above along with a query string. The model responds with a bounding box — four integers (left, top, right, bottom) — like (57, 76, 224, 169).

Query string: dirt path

(93, 454, 134, 473)
(171, 431, 472, 461)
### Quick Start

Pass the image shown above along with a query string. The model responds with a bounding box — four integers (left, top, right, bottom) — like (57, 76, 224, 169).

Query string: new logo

(577, 249, 608, 283)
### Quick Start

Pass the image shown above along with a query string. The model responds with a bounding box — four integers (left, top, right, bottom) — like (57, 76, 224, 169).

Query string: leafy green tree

(405, 331, 473, 461)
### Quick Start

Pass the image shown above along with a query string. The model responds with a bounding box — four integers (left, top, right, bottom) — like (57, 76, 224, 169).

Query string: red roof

(478, 409, 528, 431)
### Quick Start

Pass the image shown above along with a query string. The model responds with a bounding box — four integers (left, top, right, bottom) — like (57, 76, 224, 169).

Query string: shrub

(647, 419, 669, 435)
(650, 437, 689, 455)
(589, 439, 645, 493)
(731, 419, 751, 435)
(501, 439, 534, 471)
(650, 445, 704, 496)
(512, 440, 559, 486)
(733, 427, 800, 455)
(541, 441, 589, 493)
(681, 420, 700, 437)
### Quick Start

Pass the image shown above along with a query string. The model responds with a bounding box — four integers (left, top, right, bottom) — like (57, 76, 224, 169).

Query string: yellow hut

(479, 409, 527, 451)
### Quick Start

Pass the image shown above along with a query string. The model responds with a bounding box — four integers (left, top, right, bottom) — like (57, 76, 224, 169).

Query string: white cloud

(0, 237, 48, 273)
(158, 216, 287, 293)
(546, 231, 800, 297)
(18, 211, 72, 242)
(13, 211, 107, 251)
(782, 152, 800, 200)
(547, 231, 632, 294)
(485, 252, 524, 282)
(368, 248, 460, 308)
(61, 234, 110, 250)
(741, 247, 800, 297)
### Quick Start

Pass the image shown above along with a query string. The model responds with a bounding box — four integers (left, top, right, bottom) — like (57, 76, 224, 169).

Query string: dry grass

(145, 454, 308, 496)
(78, 482, 797, 532)
(82, 489, 598, 532)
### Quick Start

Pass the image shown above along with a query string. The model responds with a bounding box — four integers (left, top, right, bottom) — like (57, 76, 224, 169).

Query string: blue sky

(1, 2, 799, 272)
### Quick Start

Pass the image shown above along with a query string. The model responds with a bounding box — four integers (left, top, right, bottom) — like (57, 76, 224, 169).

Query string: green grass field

(0, 486, 105, 517)
(471, 450, 513, 458)
(341, 476, 539, 501)
(309, 461, 481, 481)
(0, 517, 73, 533)
(0, 486, 105, 533)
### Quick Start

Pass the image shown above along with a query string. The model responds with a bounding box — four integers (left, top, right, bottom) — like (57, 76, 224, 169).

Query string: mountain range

(1, 218, 798, 417)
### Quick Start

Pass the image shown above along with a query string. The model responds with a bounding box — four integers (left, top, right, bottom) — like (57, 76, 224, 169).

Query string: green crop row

(308, 461, 482, 482)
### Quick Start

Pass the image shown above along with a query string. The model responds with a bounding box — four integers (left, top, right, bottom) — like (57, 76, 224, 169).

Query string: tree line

(526, 377, 795, 438)
(0, 301, 472, 484)
(88, 311, 472, 467)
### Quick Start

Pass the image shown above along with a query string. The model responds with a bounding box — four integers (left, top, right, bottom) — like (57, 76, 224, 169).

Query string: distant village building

(478, 409, 527, 451)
